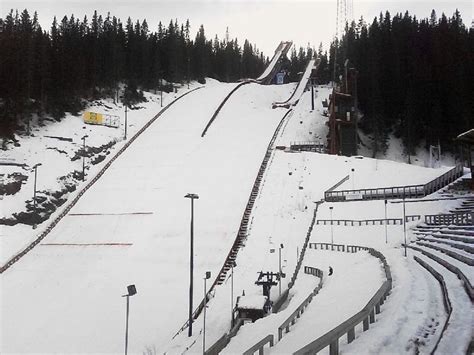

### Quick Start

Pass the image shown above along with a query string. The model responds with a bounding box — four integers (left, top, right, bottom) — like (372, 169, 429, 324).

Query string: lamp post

(279, 243, 284, 297)
(329, 206, 334, 244)
(403, 196, 407, 257)
(384, 199, 388, 244)
(203, 271, 211, 355)
(82, 135, 89, 181)
(185, 193, 199, 337)
(230, 260, 236, 327)
(124, 105, 128, 140)
(351, 168, 355, 189)
(159, 77, 163, 107)
(187, 57, 191, 89)
(122, 284, 137, 355)
(32, 163, 42, 227)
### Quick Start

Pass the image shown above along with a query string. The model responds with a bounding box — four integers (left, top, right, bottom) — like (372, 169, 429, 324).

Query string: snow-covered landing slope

(0, 82, 291, 354)
(165, 85, 461, 354)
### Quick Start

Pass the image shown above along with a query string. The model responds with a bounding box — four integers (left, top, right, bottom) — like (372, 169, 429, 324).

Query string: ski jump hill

(272, 58, 320, 109)
(201, 41, 293, 137)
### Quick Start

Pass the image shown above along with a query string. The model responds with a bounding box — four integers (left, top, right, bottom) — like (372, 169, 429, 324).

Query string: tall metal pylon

(333, 0, 347, 85)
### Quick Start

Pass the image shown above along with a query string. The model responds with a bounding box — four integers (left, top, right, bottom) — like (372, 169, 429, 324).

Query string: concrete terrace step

(412, 253, 473, 354)
(414, 231, 474, 244)
(408, 244, 473, 300)
(416, 236, 474, 254)
(415, 241, 474, 266)
(416, 240, 474, 259)
(437, 229, 474, 237)
(416, 227, 474, 236)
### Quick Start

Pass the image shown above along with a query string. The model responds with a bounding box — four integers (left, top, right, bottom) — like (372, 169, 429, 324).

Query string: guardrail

(326, 175, 350, 193)
(278, 266, 323, 341)
(325, 164, 464, 202)
(243, 334, 274, 355)
(290, 142, 326, 153)
(287, 201, 322, 289)
(0, 87, 203, 274)
(308, 242, 369, 253)
(205, 318, 244, 355)
(272, 201, 322, 313)
(425, 212, 473, 225)
(244, 245, 391, 355)
(316, 215, 421, 226)
(294, 246, 392, 355)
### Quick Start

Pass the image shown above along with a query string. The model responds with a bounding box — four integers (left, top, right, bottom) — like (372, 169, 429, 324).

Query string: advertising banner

(83, 111, 104, 125)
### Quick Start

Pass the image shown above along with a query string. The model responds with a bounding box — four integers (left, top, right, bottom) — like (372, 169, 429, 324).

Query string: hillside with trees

(0, 10, 267, 138)
(322, 9, 473, 156)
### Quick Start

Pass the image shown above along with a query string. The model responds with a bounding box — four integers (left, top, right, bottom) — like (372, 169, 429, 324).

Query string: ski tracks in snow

(342, 253, 445, 354)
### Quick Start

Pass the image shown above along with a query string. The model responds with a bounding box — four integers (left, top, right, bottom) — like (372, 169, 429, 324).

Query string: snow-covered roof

(456, 129, 474, 144)
(237, 295, 267, 310)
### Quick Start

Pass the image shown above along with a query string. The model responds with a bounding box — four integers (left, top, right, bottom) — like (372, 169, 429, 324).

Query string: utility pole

(203, 271, 211, 354)
(122, 285, 137, 355)
(124, 105, 128, 140)
(329, 206, 334, 244)
(403, 196, 407, 257)
(278, 244, 284, 297)
(384, 199, 388, 244)
(32, 163, 42, 228)
(185, 193, 199, 337)
(160, 77, 163, 107)
(82, 135, 88, 181)
(187, 57, 191, 89)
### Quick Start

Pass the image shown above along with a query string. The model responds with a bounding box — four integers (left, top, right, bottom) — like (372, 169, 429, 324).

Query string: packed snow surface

(1, 79, 471, 355)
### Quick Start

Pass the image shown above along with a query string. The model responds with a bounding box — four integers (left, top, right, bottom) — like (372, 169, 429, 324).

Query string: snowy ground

(1, 80, 471, 355)
(0, 80, 292, 354)
(0, 83, 201, 264)
(163, 85, 470, 354)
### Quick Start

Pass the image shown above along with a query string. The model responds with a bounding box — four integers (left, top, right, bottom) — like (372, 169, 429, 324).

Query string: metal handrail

(316, 215, 421, 226)
(294, 281, 391, 355)
(243, 334, 274, 355)
(294, 246, 392, 355)
(325, 164, 464, 202)
(425, 212, 473, 225)
(278, 267, 323, 341)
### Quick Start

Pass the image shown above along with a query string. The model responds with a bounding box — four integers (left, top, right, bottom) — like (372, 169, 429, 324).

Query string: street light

(159, 77, 163, 107)
(230, 260, 236, 328)
(329, 206, 334, 244)
(124, 105, 128, 140)
(185, 193, 199, 337)
(203, 271, 211, 355)
(279, 243, 284, 297)
(403, 196, 407, 257)
(384, 199, 388, 244)
(82, 135, 89, 181)
(122, 284, 137, 355)
(32, 163, 42, 228)
(351, 168, 355, 189)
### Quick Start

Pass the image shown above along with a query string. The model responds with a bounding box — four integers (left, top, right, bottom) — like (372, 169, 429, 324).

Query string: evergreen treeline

(323, 10, 473, 156)
(0, 10, 267, 137)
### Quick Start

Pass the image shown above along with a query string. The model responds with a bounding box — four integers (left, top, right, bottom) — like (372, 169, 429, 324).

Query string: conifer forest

(0, 8, 472, 156)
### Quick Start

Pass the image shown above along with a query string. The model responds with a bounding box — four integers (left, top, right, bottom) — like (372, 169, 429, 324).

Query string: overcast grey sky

(1, 0, 471, 56)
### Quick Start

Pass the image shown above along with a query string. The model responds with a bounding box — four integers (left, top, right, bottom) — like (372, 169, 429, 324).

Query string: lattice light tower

(333, 0, 354, 84)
